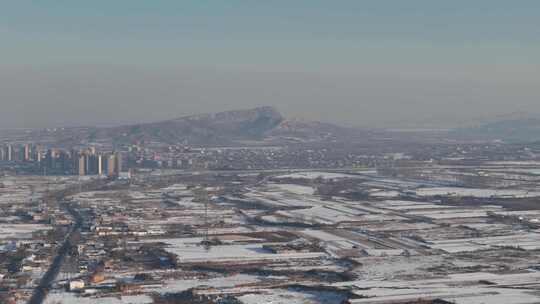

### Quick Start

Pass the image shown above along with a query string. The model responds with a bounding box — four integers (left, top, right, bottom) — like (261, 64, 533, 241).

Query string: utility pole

(205, 195, 209, 244)
(195, 187, 211, 250)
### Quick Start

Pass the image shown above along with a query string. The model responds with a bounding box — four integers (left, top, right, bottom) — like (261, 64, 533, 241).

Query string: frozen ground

(44, 293, 153, 304)
(430, 232, 540, 253)
(342, 272, 540, 304)
(238, 288, 347, 304)
(0, 223, 51, 239)
(274, 172, 362, 180)
(145, 237, 326, 262)
(269, 183, 315, 195)
(155, 273, 262, 293)
(416, 187, 540, 198)
(353, 255, 448, 280)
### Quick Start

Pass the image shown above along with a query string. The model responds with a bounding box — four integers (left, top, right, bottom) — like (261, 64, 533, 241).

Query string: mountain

(31, 106, 374, 147)
(266, 118, 361, 143)
(451, 117, 540, 143)
(92, 106, 284, 145)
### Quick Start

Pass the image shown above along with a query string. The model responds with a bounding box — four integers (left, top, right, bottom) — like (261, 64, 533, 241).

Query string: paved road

(27, 203, 83, 304)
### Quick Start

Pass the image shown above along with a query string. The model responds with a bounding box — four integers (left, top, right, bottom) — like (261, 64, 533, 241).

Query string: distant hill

(266, 118, 362, 143)
(30, 106, 421, 147)
(451, 117, 540, 143)
(88, 106, 375, 146)
(27, 106, 371, 147)
(92, 106, 284, 145)
(36, 108, 540, 147)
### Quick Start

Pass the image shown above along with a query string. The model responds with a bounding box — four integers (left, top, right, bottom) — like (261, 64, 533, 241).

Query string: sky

(1, 0, 539, 128)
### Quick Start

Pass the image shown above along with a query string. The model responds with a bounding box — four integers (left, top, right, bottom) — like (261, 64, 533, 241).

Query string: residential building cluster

(0, 143, 126, 177)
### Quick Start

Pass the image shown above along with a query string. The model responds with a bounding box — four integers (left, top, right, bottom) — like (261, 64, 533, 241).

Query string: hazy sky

(1, 1, 539, 128)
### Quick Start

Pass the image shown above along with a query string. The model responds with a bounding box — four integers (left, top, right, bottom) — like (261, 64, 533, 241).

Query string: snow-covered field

(239, 288, 347, 304)
(341, 272, 540, 304)
(274, 171, 362, 180)
(269, 183, 315, 195)
(0, 224, 51, 239)
(416, 187, 540, 198)
(430, 232, 540, 253)
(277, 205, 368, 225)
(155, 274, 262, 293)
(44, 294, 153, 304)
(150, 237, 326, 262)
(408, 209, 494, 220)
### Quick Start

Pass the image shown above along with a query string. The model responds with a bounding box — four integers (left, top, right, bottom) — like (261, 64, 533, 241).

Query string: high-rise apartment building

(107, 154, 116, 177)
(77, 154, 86, 176)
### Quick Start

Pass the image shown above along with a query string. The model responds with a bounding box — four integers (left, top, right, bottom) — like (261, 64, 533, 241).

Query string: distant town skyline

(1, 1, 539, 128)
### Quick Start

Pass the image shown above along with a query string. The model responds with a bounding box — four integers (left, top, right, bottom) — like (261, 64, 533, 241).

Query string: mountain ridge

(95, 106, 285, 145)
